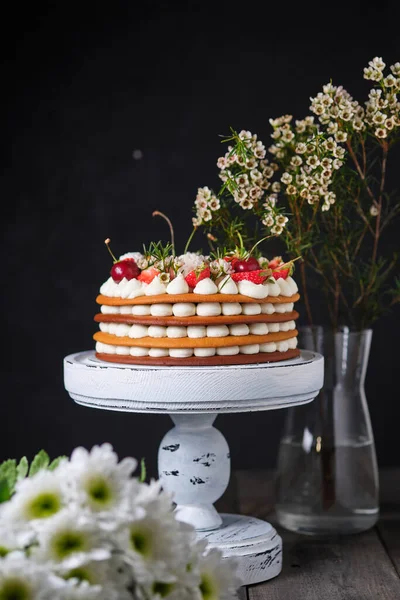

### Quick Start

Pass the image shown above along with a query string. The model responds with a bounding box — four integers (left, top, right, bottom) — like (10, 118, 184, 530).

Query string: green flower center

(152, 582, 175, 597)
(85, 475, 114, 509)
(0, 547, 9, 557)
(25, 492, 61, 520)
(51, 530, 88, 559)
(130, 526, 152, 558)
(65, 567, 93, 584)
(0, 578, 32, 600)
(199, 573, 218, 600)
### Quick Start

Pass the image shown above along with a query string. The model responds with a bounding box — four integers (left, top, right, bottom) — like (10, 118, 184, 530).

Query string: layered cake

(94, 242, 300, 366)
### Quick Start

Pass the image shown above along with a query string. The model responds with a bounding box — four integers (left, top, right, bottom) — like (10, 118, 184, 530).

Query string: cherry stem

(153, 211, 175, 255)
(104, 238, 118, 263)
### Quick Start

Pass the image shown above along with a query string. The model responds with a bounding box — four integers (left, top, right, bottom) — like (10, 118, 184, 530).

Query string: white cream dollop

(249, 323, 269, 335)
(130, 346, 149, 356)
(131, 305, 152, 315)
(187, 326, 207, 338)
(148, 326, 167, 338)
(206, 325, 230, 338)
(166, 274, 189, 295)
(149, 348, 169, 357)
(242, 303, 261, 315)
(172, 303, 196, 317)
(169, 348, 193, 358)
(229, 324, 250, 336)
(144, 275, 167, 296)
(218, 276, 238, 295)
(240, 344, 260, 354)
(221, 303, 242, 315)
(265, 280, 281, 297)
(128, 324, 148, 338)
(194, 347, 216, 357)
(237, 280, 269, 299)
(216, 346, 240, 356)
(116, 346, 130, 355)
(261, 303, 275, 314)
(260, 342, 277, 352)
(193, 278, 218, 295)
(100, 276, 145, 299)
(101, 305, 119, 314)
(150, 304, 173, 316)
(276, 276, 297, 296)
(196, 303, 221, 316)
(167, 326, 187, 338)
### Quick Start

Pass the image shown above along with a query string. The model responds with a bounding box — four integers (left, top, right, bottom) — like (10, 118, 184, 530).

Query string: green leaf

(0, 479, 11, 503)
(48, 456, 68, 471)
(29, 450, 50, 476)
(139, 457, 147, 483)
(16, 456, 29, 481)
(0, 459, 17, 495)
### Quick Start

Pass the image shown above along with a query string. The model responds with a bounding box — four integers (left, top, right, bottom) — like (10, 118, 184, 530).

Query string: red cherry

(234, 256, 260, 272)
(111, 259, 141, 282)
(104, 239, 141, 282)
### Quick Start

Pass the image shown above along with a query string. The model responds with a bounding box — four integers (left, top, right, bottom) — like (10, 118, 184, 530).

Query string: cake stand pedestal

(63, 350, 323, 586)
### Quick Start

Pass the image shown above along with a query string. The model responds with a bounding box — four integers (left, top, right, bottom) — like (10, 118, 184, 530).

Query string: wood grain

(248, 528, 400, 600)
(234, 469, 400, 599)
(377, 467, 400, 576)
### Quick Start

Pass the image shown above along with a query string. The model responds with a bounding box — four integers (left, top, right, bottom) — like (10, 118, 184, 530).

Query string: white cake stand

(63, 349, 323, 586)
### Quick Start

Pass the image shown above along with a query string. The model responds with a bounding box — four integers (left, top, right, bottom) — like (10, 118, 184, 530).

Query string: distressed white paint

(200, 514, 283, 585)
(63, 350, 324, 413)
(158, 414, 230, 530)
(63, 348, 324, 586)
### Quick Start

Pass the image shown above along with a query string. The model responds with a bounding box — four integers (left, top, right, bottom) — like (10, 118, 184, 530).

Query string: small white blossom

(370, 205, 379, 216)
(375, 127, 387, 138)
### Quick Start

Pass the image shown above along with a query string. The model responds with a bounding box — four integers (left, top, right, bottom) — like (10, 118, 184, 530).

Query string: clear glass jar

(275, 326, 379, 535)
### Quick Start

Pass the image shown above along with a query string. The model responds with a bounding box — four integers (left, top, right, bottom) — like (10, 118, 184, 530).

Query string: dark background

(2, 2, 400, 478)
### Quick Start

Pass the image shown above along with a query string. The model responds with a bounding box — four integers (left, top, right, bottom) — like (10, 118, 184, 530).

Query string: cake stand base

(63, 350, 324, 587)
(199, 514, 282, 585)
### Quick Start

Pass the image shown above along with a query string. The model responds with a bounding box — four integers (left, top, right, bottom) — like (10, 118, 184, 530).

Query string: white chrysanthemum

(61, 443, 137, 516)
(191, 547, 240, 600)
(0, 521, 35, 555)
(0, 551, 54, 600)
(56, 558, 113, 589)
(55, 578, 107, 600)
(2, 470, 66, 524)
(115, 494, 187, 584)
(32, 509, 110, 570)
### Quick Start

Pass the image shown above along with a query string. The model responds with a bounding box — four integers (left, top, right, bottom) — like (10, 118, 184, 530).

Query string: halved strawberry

(137, 267, 160, 284)
(231, 270, 269, 285)
(185, 266, 211, 288)
(272, 268, 289, 280)
(268, 256, 283, 270)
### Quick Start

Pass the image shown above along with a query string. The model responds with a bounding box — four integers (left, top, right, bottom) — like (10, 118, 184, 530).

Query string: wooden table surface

(215, 468, 400, 600)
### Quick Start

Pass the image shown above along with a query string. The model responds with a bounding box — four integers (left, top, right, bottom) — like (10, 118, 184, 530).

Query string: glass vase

(275, 325, 379, 535)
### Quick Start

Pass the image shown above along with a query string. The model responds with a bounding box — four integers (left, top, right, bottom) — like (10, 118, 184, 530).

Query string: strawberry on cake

(94, 239, 300, 366)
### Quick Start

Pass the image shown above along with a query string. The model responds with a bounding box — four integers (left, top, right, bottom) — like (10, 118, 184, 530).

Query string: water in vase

(275, 435, 379, 534)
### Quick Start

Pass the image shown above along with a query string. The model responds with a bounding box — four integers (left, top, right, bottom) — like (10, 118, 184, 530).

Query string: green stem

(183, 227, 197, 254)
